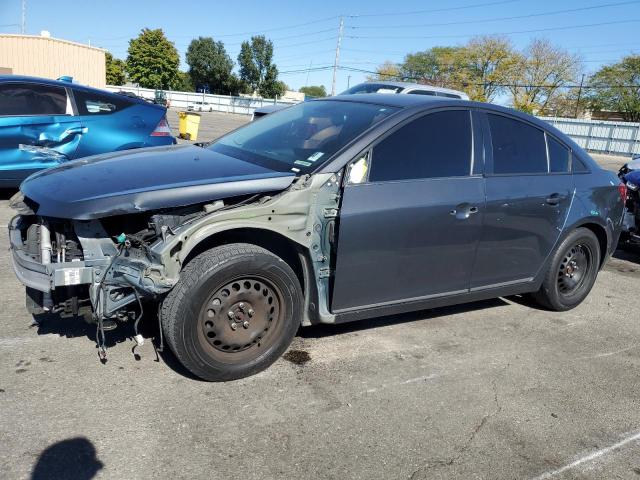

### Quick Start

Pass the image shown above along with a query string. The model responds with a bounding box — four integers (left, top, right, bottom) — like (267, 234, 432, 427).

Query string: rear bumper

(9, 216, 93, 293)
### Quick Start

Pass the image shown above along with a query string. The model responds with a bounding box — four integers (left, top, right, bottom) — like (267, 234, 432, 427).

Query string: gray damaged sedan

(9, 95, 626, 381)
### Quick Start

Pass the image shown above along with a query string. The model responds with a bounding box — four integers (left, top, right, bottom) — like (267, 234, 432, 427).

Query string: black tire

(532, 228, 601, 311)
(160, 243, 303, 381)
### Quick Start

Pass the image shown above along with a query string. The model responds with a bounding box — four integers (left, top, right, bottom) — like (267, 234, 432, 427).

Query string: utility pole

(574, 73, 585, 119)
(331, 16, 344, 96)
(347, 75, 351, 89)
(21, 0, 26, 34)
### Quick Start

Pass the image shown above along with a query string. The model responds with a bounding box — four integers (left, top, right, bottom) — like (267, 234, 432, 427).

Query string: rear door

(470, 112, 573, 289)
(0, 82, 83, 184)
(71, 88, 158, 157)
(331, 108, 485, 312)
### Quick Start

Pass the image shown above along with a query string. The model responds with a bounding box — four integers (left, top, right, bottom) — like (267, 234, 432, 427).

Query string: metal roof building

(0, 33, 106, 88)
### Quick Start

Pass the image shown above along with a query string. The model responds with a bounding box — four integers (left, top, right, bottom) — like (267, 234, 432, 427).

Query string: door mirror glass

(347, 153, 369, 185)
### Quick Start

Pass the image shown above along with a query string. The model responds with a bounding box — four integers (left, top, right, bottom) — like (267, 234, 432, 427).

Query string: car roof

(319, 94, 575, 138)
(345, 81, 469, 98)
(0, 75, 161, 108)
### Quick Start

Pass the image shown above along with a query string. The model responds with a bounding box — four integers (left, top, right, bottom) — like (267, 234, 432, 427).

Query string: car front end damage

(8, 172, 341, 357)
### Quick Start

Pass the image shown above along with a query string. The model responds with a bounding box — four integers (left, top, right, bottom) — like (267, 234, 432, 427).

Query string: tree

(125, 28, 181, 89)
(456, 36, 517, 102)
(299, 85, 327, 97)
(400, 47, 462, 88)
(186, 37, 234, 94)
(237, 36, 283, 97)
(589, 55, 640, 122)
(366, 61, 401, 82)
(506, 39, 581, 114)
(105, 52, 126, 86)
(176, 71, 195, 92)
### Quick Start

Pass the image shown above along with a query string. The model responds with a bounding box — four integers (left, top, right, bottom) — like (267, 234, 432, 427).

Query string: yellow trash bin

(178, 111, 201, 141)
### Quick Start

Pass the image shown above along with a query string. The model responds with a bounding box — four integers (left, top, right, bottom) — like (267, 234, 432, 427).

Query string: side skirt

(331, 281, 540, 324)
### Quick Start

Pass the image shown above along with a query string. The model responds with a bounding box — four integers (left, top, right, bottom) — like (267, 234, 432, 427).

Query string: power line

(348, 19, 640, 40)
(347, 0, 523, 18)
(348, 1, 639, 29)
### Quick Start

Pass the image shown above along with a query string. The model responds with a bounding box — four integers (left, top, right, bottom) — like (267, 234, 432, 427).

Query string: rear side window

(488, 114, 547, 174)
(547, 135, 570, 173)
(572, 154, 590, 173)
(407, 90, 436, 96)
(73, 89, 132, 115)
(0, 83, 68, 115)
(369, 110, 472, 182)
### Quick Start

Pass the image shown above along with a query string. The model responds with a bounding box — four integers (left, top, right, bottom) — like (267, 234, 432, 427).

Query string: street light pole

(331, 16, 344, 96)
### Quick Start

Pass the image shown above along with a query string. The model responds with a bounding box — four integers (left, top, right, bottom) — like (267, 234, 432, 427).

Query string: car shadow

(298, 297, 510, 339)
(34, 312, 131, 348)
(0, 188, 18, 200)
(612, 247, 640, 265)
(31, 437, 103, 480)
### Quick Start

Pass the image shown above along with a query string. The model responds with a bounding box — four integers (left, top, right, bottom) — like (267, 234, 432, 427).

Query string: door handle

(450, 204, 479, 220)
(546, 193, 561, 206)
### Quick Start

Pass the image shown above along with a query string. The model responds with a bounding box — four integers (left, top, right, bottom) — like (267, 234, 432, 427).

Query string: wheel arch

(565, 218, 610, 268)
(181, 227, 309, 296)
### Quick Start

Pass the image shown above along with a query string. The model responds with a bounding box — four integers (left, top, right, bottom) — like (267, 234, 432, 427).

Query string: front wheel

(160, 243, 303, 381)
(532, 228, 601, 311)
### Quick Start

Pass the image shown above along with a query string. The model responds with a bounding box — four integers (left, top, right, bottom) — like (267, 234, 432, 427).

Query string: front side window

(0, 83, 68, 115)
(369, 110, 472, 182)
(488, 114, 547, 174)
(210, 100, 398, 174)
(73, 89, 132, 115)
(547, 134, 570, 173)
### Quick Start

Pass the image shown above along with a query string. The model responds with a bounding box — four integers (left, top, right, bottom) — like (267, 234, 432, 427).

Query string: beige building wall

(0, 34, 106, 88)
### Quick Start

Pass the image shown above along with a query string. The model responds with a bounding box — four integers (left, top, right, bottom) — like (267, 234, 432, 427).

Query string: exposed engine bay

(9, 173, 341, 359)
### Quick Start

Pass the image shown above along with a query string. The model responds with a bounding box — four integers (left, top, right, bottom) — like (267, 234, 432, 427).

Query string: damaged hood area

(19, 144, 296, 219)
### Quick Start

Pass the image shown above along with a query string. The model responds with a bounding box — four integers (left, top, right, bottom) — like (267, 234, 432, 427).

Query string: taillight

(150, 116, 172, 136)
(618, 182, 627, 202)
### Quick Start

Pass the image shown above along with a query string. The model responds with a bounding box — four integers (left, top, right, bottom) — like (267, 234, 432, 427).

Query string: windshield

(210, 100, 398, 173)
(340, 83, 404, 95)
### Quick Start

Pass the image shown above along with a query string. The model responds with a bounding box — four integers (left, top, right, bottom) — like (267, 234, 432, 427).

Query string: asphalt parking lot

(2, 111, 640, 480)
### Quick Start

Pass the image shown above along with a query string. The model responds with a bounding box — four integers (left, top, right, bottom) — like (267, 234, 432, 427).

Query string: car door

(331, 108, 485, 312)
(470, 112, 573, 290)
(0, 82, 83, 184)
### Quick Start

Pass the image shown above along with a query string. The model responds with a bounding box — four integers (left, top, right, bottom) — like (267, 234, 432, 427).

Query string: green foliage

(125, 28, 181, 89)
(589, 55, 640, 122)
(105, 52, 126, 86)
(186, 37, 234, 94)
(456, 36, 517, 102)
(237, 36, 284, 98)
(506, 39, 580, 114)
(176, 71, 195, 92)
(299, 85, 327, 98)
(366, 61, 401, 82)
(400, 47, 462, 87)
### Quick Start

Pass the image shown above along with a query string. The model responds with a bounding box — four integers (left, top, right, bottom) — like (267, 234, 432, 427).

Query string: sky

(1, 0, 639, 94)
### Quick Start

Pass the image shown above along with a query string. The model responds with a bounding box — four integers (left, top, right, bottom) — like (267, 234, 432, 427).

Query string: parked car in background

(341, 81, 470, 99)
(188, 101, 214, 112)
(252, 103, 291, 120)
(251, 80, 469, 120)
(9, 95, 624, 381)
(0, 76, 176, 187)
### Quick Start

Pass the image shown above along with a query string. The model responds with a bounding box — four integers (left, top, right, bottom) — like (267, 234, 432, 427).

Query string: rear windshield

(341, 83, 404, 95)
(210, 100, 398, 174)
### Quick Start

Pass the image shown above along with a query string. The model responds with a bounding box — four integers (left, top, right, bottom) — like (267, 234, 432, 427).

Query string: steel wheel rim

(557, 243, 592, 297)
(197, 275, 283, 362)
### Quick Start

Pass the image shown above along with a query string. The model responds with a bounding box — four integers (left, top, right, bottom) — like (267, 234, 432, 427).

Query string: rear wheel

(161, 243, 303, 381)
(533, 228, 601, 311)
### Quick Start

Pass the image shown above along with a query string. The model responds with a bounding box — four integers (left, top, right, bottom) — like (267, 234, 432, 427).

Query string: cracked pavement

(1, 114, 640, 479)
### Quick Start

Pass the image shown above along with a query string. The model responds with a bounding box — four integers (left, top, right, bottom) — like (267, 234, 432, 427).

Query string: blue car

(0, 76, 176, 187)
